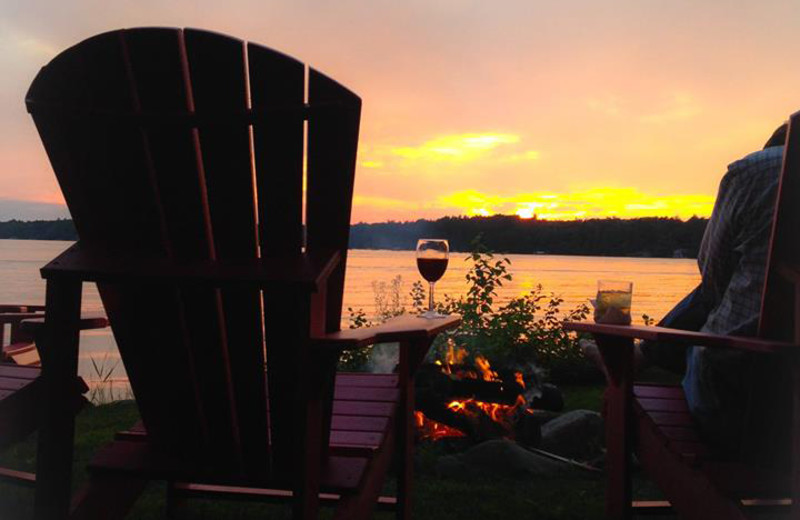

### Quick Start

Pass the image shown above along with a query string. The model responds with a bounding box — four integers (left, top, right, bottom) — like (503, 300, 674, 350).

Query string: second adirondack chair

(566, 111, 800, 519)
(26, 27, 459, 520)
(0, 305, 105, 491)
(1, 304, 45, 366)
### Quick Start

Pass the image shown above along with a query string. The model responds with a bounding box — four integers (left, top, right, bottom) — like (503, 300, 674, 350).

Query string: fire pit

(414, 342, 562, 446)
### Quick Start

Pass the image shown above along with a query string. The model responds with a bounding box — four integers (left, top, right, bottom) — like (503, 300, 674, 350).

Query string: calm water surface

(0, 239, 700, 384)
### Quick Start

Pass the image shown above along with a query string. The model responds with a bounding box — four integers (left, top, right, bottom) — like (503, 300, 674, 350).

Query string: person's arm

(639, 284, 710, 373)
(638, 166, 740, 373)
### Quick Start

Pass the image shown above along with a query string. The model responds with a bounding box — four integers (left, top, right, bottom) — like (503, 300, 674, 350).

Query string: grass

(0, 385, 668, 519)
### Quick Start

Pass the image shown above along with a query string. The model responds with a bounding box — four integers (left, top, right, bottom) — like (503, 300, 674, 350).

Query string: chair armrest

(564, 321, 797, 354)
(312, 314, 461, 349)
(20, 314, 109, 334)
(0, 304, 46, 313)
(40, 242, 340, 291)
(0, 312, 46, 324)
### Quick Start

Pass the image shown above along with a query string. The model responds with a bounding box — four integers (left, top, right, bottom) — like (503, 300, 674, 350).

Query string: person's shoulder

(726, 146, 784, 181)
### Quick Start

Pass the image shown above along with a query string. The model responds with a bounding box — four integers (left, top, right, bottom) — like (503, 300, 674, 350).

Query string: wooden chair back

(760, 111, 800, 343)
(749, 111, 800, 478)
(25, 28, 361, 483)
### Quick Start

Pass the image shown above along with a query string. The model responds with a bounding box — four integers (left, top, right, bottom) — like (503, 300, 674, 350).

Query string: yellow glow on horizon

(464, 187, 713, 220)
(351, 185, 714, 221)
(410, 187, 712, 221)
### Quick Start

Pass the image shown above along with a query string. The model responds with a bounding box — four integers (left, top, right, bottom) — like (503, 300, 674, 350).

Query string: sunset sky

(1, 1, 798, 222)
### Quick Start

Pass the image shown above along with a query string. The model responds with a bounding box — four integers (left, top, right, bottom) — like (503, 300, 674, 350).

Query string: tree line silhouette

(0, 215, 709, 258)
(0, 219, 77, 241)
(349, 215, 709, 258)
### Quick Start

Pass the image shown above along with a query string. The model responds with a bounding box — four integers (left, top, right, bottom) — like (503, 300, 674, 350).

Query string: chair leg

(70, 474, 148, 520)
(396, 340, 414, 520)
(294, 398, 322, 520)
(596, 334, 634, 520)
(166, 481, 184, 519)
(791, 360, 800, 520)
(34, 279, 82, 520)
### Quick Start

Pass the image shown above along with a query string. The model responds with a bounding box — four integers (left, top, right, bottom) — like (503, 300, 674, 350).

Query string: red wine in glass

(416, 257, 448, 282)
(416, 239, 449, 319)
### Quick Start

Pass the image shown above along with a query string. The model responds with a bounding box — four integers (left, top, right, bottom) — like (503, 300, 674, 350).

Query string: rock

(435, 439, 583, 479)
(531, 383, 564, 412)
(514, 412, 542, 447)
(540, 409, 604, 461)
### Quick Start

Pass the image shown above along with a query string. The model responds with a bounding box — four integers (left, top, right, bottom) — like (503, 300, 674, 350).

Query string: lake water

(0, 239, 700, 386)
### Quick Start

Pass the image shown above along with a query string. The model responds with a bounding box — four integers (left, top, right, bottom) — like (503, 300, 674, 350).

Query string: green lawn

(0, 385, 664, 519)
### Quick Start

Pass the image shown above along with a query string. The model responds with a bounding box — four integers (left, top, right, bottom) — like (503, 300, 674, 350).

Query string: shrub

(433, 239, 595, 383)
(343, 239, 599, 383)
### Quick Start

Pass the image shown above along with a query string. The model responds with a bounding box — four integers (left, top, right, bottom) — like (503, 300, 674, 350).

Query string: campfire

(414, 341, 552, 445)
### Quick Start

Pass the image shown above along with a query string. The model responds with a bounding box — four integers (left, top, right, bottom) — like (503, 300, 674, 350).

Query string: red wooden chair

(0, 304, 106, 366)
(566, 111, 800, 519)
(26, 27, 459, 520)
(0, 305, 105, 487)
(1, 304, 46, 366)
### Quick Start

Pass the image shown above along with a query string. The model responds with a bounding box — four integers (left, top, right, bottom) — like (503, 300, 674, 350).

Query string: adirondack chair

(1, 304, 107, 366)
(0, 305, 105, 487)
(26, 27, 459, 520)
(566, 111, 800, 519)
(0, 366, 88, 489)
(1, 304, 45, 366)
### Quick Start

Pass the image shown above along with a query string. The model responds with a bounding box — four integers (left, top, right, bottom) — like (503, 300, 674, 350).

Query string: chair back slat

(760, 111, 800, 342)
(27, 28, 361, 484)
(247, 43, 307, 476)
(183, 28, 268, 479)
(248, 43, 305, 257)
(306, 69, 362, 334)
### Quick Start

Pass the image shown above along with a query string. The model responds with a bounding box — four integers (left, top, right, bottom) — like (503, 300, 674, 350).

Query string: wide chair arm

(0, 311, 108, 351)
(0, 304, 46, 313)
(565, 321, 798, 354)
(0, 312, 47, 324)
(41, 242, 340, 291)
(20, 314, 109, 335)
(0, 312, 106, 329)
(311, 314, 461, 350)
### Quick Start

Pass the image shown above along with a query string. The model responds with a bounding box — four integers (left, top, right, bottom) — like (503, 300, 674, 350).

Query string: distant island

(0, 215, 708, 258)
(0, 219, 78, 241)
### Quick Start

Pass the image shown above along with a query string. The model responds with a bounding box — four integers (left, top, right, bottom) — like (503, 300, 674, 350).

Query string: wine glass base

(418, 310, 449, 320)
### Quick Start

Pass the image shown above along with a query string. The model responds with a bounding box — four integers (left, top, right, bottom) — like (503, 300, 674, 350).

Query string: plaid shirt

(696, 145, 784, 335)
(684, 145, 783, 452)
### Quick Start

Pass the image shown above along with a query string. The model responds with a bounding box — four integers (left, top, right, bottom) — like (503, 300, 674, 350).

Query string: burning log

(414, 342, 561, 445)
(415, 363, 540, 442)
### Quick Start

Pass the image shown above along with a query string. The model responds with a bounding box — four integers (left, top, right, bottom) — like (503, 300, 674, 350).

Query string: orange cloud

(359, 132, 539, 176)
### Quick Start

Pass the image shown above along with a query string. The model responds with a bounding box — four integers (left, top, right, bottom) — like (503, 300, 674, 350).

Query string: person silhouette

(584, 121, 789, 459)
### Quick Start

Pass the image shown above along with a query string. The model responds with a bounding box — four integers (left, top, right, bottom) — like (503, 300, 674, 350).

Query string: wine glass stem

(429, 281, 435, 313)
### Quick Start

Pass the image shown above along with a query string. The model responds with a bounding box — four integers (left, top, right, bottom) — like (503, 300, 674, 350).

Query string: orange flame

(444, 339, 468, 367)
(445, 393, 528, 431)
(414, 411, 466, 441)
(474, 355, 498, 381)
(419, 343, 532, 440)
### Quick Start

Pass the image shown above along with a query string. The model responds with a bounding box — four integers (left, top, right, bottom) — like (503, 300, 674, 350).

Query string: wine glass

(416, 239, 449, 319)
